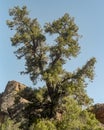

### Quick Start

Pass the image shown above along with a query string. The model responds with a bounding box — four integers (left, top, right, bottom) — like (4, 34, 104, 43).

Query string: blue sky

(0, 0, 104, 104)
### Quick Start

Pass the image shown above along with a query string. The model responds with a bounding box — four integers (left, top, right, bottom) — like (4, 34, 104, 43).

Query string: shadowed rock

(90, 104, 104, 124)
(0, 80, 26, 112)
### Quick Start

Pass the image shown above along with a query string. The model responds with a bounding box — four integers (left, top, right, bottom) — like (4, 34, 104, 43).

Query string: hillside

(0, 80, 103, 130)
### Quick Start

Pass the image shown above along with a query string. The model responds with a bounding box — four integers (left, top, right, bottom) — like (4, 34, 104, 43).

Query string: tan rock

(0, 80, 26, 112)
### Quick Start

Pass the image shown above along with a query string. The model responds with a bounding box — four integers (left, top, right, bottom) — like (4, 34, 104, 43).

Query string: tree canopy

(6, 6, 103, 130)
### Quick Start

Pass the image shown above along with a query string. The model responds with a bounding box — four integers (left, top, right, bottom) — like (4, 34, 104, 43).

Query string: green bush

(0, 118, 20, 130)
(29, 119, 56, 130)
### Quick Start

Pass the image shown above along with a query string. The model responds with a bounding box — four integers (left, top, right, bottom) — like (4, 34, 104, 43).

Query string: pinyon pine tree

(6, 6, 103, 130)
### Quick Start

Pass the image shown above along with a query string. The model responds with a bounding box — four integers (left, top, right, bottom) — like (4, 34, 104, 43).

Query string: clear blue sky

(0, 0, 104, 104)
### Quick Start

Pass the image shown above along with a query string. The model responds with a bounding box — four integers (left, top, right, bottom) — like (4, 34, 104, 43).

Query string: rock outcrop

(90, 104, 104, 124)
(0, 80, 26, 113)
(0, 80, 30, 123)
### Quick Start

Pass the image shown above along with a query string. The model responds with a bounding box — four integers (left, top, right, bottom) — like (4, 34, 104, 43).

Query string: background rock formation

(0, 80, 30, 123)
(0, 80, 26, 112)
(90, 104, 104, 124)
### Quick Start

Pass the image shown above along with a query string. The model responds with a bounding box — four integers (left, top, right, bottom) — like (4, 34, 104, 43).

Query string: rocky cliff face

(0, 80, 30, 123)
(0, 80, 26, 112)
